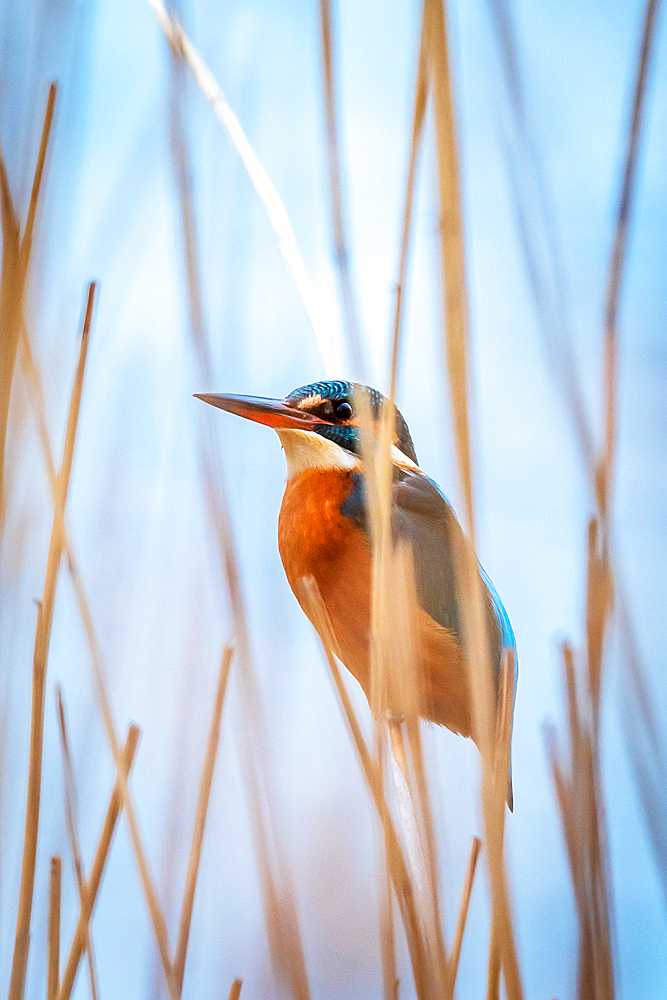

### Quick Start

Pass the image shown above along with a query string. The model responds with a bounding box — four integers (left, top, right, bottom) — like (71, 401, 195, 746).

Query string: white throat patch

(277, 429, 359, 478)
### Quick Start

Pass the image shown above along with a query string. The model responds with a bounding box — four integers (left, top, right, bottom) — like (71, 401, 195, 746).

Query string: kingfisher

(197, 380, 516, 808)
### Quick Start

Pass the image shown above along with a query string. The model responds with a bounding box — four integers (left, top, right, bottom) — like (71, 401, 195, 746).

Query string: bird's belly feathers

(278, 468, 472, 738)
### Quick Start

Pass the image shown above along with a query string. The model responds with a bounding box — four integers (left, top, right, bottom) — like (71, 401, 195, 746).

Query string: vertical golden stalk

(55, 686, 100, 1000)
(388, 718, 448, 996)
(58, 726, 140, 1000)
(375, 769, 398, 1000)
(352, 10, 446, 991)
(9, 283, 95, 1000)
(389, 5, 428, 403)
(174, 646, 233, 991)
(318, 0, 365, 379)
(382, 11, 451, 996)
(424, 0, 473, 531)
(424, 0, 523, 996)
(48, 855, 62, 1000)
(360, 393, 446, 998)
(405, 720, 449, 984)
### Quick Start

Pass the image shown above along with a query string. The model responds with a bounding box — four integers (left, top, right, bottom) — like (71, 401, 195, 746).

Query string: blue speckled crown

(286, 381, 418, 465)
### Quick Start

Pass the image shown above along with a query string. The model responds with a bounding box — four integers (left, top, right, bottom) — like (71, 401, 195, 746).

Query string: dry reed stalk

(546, 639, 615, 1000)
(585, 521, 611, 737)
(424, 0, 523, 995)
(353, 248, 444, 996)
(359, 389, 446, 998)
(446, 836, 481, 991)
(389, 2, 428, 403)
(169, 54, 211, 384)
(375, 751, 398, 1000)
(242, 763, 311, 1000)
(9, 283, 95, 1000)
(147, 0, 340, 377)
(405, 722, 448, 979)
(20, 323, 57, 487)
(600, 0, 661, 518)
(48, 855, 61, 1000)
(65, 496, 178, 998)
(301, 576, 436, 1000)
(384, 12, 452, 993)
(485, 652, 515, 1000)
(350, 10, 445, 972)
(55, 686, 100, 1000)
(318, 0, 365, 379)
(20, 83, 57, 281)
(424, 0, 474, 531)
(168, 55, 312, 999)
(58, 725, 140, 1000)
(105, 762, 177, 995)
(0, 83, 56, 530)
(389, 719, 448, 996)
(0, 147, 21, 527)
(227, 980, 242, 1000)
(174, 646, 233, 990)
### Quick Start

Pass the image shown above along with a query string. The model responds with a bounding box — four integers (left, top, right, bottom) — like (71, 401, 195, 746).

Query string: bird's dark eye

(335, 401, 353, 420)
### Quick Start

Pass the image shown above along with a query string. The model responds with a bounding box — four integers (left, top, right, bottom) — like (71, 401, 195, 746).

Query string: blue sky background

(1, 0, 666, 997)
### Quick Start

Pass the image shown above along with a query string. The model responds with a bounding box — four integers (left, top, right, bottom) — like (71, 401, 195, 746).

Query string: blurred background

(0, 0, 665, 997)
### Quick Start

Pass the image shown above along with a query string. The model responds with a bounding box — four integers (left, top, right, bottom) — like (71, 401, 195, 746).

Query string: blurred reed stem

(48, 856, 61, 1000)
(446, 836, 482, 993)
(0, 83, 55, 532)
(318, 0, 365, 380)
(546, 639, 615, 999)
(375, 737, 398, 1000)
(9, 282, 94, 1000)
(149, 0, 340, 377)
(227, 980, 242, 1000)
(389, 4, 427, 403)
(425, 0, 523, 995)
(56, 686, 100, 1000)
(58, 725, 140, 1000)
(174, 646, 233, 990)
(601, 0, 661, 518)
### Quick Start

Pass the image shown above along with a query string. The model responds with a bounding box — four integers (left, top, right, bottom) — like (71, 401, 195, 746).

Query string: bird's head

(196, 380, 419, 478)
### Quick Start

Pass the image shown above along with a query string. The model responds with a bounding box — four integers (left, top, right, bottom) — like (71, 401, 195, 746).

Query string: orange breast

(278, 468, 373, 695)
(278, 468, 473, 741)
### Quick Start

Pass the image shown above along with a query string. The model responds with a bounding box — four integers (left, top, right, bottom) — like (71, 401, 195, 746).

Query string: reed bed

(0, 0, 665, 998)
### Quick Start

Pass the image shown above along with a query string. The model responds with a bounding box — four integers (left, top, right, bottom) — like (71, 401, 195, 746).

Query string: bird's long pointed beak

(195, 393, 327, 431)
